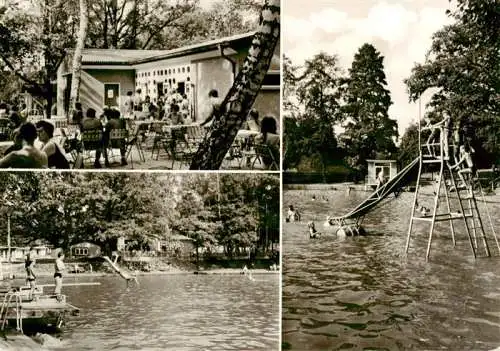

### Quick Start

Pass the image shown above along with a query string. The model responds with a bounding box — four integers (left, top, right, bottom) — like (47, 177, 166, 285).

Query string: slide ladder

(404, 116, 497, 260)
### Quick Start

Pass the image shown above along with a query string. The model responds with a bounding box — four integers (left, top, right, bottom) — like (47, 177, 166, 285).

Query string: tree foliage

(284, 53, 342, 174)
(0, 0, 79, 115)
(341, 43, 398, 173)
(405, 0, 500, 166)
(0, 172, 279, 258)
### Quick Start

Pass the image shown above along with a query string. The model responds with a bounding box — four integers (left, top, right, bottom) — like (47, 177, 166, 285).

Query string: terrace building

(57, 32, 280, 126)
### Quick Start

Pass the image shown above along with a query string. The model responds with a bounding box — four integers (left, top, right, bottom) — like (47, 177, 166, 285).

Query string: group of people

(25, 249, 66, 301)
(123, 89, 191, 122)
(0, 120, 69, 169)
(424, 113, 476, 188)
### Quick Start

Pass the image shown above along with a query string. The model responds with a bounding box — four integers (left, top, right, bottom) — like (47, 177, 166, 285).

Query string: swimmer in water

(286, 205, 301, 222)
(307, 221, 321, 239)
(242, 265, 255, 281)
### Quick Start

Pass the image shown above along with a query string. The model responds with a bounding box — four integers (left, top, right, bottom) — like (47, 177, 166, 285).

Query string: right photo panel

(282, 0, 500, 350)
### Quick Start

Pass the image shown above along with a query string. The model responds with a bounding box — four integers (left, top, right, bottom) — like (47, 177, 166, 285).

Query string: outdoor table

(236, 129, 260, 139)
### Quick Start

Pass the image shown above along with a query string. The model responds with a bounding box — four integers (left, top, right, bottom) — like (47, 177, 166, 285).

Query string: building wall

(84, 69, 135, 114)
(253, 89, 280, 132)
(193, 56, 237, 122)
(135, 63, 194, 102)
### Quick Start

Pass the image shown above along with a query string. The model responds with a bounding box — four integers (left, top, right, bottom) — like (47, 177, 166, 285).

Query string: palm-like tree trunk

(190, 0, 280, 170)
(69, 0, 89, 121)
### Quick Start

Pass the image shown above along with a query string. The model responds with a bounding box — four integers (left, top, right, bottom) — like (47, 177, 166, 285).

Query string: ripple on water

(55, 274, 279, 350)
(283, 189, 500, 351)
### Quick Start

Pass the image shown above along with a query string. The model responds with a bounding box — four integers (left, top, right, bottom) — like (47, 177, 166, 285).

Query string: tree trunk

(44, 79, 53, 119)
(189, 0, 280, 170)
(69, 0, 89, 121)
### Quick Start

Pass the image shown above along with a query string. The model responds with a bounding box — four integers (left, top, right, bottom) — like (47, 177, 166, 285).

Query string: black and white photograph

(282, 0, 499, 350)
(0, 0, 280, 171)
(0, 171, 280, 349)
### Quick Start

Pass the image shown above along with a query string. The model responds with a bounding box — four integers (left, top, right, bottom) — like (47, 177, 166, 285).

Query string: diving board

(329, 157, 420, 227)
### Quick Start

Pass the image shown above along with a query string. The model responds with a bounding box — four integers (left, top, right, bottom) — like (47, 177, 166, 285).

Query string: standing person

(376, 169, 385, 190)
(25, 248, 37, 299)
(200, 89, 222, 127)
(133, 89, 143, 119)
(124, 91, 134, 119)
(54, 251, 66, 301)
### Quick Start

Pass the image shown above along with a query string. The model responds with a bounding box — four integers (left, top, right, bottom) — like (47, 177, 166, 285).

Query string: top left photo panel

(0, 0, 280, 171)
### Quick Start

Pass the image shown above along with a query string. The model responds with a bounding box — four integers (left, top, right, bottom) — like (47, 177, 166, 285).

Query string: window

(262, 72, 280, 86)
(74, 248, 88, 256)
(168, 69, 171, 74)
(177, 68, 180, 73)
(187, 66, 190, 73)
(182, 67, 185, 73)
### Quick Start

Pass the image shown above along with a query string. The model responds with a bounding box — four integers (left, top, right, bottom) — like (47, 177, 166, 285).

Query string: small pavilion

(365, 159, 398, 190)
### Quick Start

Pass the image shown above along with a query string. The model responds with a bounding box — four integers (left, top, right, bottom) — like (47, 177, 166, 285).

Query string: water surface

(41, 273, 278, 350)
(283, 188, 500, 351)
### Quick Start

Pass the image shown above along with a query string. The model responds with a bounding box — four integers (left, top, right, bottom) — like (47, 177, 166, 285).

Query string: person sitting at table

(246, 109, 260, 132)
(254, 115, 279, 169)
(35, 120, 70, 169)
(0, 122, 48, 168)
(167, 104, 187, 154)
(81, 108, 105, 168)
(167, 103, 184, 125)
(103, 108, 128, 167)
(200, 89, 222, 127)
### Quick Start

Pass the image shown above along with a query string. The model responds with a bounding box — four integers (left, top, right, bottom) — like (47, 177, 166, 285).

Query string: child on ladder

(451, 144, 475, 192)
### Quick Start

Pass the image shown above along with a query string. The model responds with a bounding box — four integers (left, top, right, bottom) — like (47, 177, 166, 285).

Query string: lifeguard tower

(404, 115, 500, 260)
(365, 159, 398, 191)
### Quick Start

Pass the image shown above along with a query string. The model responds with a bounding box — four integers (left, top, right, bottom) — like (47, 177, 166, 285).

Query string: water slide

(102, 256, 138, 284)
(330, 157, 420, 225)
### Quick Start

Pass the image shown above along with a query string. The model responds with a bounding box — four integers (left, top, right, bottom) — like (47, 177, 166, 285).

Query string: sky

(283, 0, 456, 136)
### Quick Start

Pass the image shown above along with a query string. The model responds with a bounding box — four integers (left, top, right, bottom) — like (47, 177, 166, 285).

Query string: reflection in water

(283, 189, 500, 351)
(48, 274, 278, 351)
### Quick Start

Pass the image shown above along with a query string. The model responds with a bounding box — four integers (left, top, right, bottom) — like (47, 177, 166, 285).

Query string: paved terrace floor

(82, 142, 271, 170)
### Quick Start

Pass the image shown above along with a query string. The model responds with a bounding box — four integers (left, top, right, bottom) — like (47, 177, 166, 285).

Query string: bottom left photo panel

(0, 171, 280, 351)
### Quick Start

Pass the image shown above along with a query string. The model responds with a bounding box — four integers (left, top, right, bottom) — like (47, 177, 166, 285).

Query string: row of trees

(284, 43, 398, 179)
(285, 0, 499, 177)
(0, 172, 279, 259)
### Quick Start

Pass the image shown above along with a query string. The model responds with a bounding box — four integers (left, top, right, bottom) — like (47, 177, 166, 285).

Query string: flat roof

(80, 32, 255, 66)
(366, 160, 398, 163)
